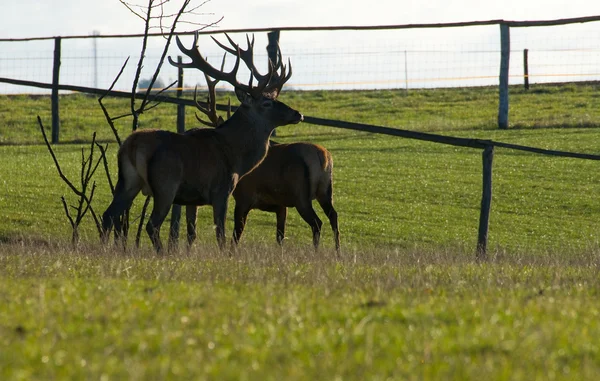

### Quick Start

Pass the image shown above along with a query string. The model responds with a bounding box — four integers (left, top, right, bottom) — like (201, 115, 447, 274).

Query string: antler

(266, 56, 293, 99)
(193, 52, 228, 128)
(170, 32, 292, 99)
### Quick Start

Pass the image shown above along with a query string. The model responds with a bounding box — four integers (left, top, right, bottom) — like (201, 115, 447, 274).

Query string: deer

(230, 140, 340, 253)
(185, 65, 340, 254)
(101, 33, 303, 252)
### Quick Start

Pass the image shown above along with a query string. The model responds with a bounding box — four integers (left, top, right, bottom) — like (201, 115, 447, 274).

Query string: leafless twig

(38, 116, 104, 243)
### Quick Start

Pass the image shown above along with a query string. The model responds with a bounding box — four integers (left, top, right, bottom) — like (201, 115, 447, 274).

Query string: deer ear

(235, 88, 253, 106)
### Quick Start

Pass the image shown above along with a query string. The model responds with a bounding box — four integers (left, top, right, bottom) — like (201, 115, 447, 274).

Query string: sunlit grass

(2, 241, 600, 380)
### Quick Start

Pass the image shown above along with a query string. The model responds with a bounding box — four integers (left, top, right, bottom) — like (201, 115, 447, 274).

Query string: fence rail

(4, 15, 600, 42)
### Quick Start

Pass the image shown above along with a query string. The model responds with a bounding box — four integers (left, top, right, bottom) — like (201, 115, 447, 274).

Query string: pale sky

(2, 0, 600, 93)
(2, 0, 600, 39)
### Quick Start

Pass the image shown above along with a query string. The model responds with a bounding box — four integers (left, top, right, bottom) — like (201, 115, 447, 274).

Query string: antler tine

(219, 51, 227, 71)
(194, 52, 229, 127)
(264, 56, 293, 99)
(168, 34, 201, 69)
(211, 34, 238, 55)
(282, 58, 293, 84)
(242, 34, 279, 83)
(193, 52, 227, 131)
(193, 85, 217, 127)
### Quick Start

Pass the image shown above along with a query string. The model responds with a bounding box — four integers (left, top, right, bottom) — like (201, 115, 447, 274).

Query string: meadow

(2, 84, 600, 379)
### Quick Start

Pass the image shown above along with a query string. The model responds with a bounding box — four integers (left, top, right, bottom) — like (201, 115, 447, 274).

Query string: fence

(3, 17, 600, 256)
(3, 18, 600, 91)
(2, 16, 600, 133)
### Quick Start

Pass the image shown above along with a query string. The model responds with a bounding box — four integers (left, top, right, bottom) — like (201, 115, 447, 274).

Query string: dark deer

(101, 33, 303, 252)
(231, 140, 340, 253)
(185, 69, 340, 253)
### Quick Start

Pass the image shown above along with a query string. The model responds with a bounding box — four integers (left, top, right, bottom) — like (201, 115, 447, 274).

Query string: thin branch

(87, 196, 102, 236)
(38, 116, 84, 197)
(118, 0, 147, 23)
(191, 16, 223, 32)
(129, 0, 153, 129)
(142, 80, 178, 112)
(109, 113, 136, 122)
(136, 196, 152, 248)
(99, 57, 130, 146)
(96, 142, 115, 194)
(78, 182, 97, 224)
(39, 116, 103, 238)
(61, 196, 76, 229)
(139, 0, 192, 112)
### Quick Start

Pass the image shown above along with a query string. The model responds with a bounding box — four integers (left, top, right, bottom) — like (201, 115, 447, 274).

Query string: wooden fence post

(169, 56, 185, 249)
(266, 30, 281, 71)
(523, 48, 529, 90)
(267, 30, 280, 137)
(51, 37, 61, 144)
(176, 56, 186, 134)
(498, 23, 510, 129)
(476, 144, 494, 259)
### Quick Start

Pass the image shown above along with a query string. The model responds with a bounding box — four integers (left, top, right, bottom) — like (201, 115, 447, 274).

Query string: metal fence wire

(1, 18, 600, 94)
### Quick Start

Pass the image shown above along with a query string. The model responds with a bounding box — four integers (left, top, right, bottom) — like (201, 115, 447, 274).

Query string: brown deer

(185, 70, 340, 253)
(231, 140, 340, 252)
(101, 33, 303, 252)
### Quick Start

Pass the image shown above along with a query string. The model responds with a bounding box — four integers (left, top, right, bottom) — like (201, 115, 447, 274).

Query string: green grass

(3, 243, 600, 380)
(3, 84, 600, 379)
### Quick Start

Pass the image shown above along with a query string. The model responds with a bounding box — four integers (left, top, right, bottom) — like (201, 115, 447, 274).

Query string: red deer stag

(185, 71, 340, 253)
(101, 33, 303, 252)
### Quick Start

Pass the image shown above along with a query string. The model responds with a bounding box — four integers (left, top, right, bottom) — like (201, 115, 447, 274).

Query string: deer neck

(217, 111, 274, 177)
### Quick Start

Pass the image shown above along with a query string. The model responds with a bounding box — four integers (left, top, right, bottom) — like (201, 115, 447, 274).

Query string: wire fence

(3, 19, 600, 255)
(1, 19, 600, 94)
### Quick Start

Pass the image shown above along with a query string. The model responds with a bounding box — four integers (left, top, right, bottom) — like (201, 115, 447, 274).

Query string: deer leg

(101, 179, 141, 244)
(317, 197, 340, 254)
(296, 202, 323, 250)
(185, 205, 198, 248)
(275, 206, 288, 246)
(146, 198, 174, 253)
(232, 203, 250, 246)
(212, 196, 230, 251)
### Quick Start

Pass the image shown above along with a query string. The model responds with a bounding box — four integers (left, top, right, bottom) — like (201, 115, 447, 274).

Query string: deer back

(118, 128, 237, 200)
(233, 142, 333, 206)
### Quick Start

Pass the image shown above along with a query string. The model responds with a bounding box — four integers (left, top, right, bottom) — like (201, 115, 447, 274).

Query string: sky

(2, 0, 600, 39)
(2, 0, 600, 93)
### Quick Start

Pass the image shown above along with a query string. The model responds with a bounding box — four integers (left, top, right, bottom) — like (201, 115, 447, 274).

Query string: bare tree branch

(95, 143, 115, 195)
(99, 56, 130, 146)
(39, 116, 85, 198)
(138, 1, 192, 113)
(39, 116, 104, 241)
(136, 196, 151, 248)
(61, 196, 75, 230)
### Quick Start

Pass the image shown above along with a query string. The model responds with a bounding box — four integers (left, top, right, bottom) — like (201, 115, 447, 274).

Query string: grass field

(2, 84, 600, 379)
